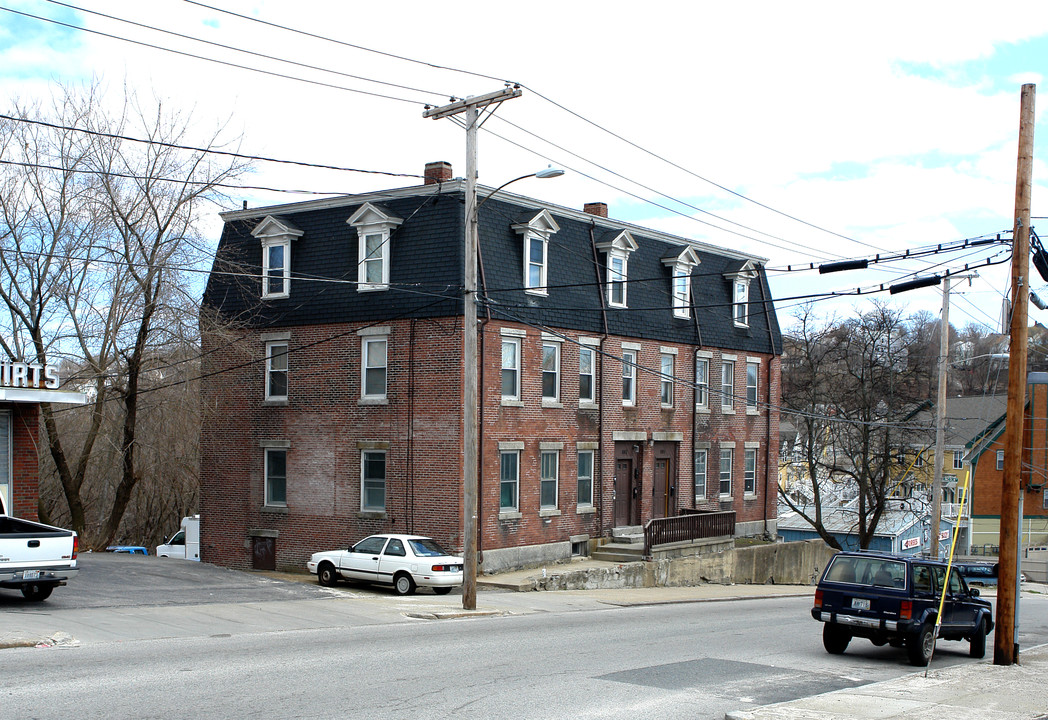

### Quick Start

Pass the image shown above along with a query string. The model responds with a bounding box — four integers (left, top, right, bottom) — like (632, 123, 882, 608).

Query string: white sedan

(307, 534, 463, 596)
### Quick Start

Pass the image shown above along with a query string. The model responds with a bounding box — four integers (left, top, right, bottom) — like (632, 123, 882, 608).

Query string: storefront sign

(0, 361, 60, 390)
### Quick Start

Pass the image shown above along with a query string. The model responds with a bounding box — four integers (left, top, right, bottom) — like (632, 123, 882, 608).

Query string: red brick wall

(200, 316, 781, 571)
(6, 403, 40, 520)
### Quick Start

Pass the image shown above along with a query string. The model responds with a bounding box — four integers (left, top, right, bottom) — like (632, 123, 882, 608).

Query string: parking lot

(0, 551, 335, 611)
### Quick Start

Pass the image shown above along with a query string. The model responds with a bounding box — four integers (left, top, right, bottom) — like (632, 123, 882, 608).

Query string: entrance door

(653, 458, 669, 519)
(614, 458, 633, 526)
(251, 536, 275, 571)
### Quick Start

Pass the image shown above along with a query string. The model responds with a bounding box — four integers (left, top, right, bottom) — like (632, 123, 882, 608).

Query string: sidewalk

(726, 642, 1048, 720)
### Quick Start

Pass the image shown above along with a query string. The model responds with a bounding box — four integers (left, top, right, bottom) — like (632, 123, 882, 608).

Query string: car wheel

(393, 572, 416, 596)
(907, 622, 936, 666)
(317, 563, 339, 587)
(21, 583, 53, 602)
(970, 618, 987, 659)
(433, 586, 452, 595)
(822, 624, 851, 654)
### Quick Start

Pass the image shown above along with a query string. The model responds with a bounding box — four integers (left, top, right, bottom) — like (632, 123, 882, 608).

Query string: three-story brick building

(199, 162, 783, 572)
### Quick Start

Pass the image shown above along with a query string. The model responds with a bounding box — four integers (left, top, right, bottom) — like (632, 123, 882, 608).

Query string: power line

(0, 5, 424, 106)
(46, 0, 451, 102)
(0, 113, 424, 180)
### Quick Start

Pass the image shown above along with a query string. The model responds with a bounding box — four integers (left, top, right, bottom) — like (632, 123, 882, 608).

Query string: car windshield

(409, 538, 449, 557)
(825, 556, 906, 588)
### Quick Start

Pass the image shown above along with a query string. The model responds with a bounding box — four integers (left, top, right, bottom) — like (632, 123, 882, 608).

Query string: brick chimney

(583, 202, 608, 218)
(424, 161, 453, 185)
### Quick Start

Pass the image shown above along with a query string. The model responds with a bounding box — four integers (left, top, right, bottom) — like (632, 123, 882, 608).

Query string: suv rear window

(825, 555, 906, 588)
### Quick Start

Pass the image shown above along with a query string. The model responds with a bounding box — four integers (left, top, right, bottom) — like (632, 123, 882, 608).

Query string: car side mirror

(970, 587, 980, 597)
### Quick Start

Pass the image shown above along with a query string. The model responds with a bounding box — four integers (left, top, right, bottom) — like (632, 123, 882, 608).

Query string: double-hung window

(733, 280, 749, 326)
(996, 450, 1005, 471)
(263, 243, 288, 298)
(540, 450, 559, 509)
(266, 342, 288, 401)
(660, 351, 674, 408)
(597, 230, 638, 309)
(953, 452, 964, 470)
(695, 448, 707, 501)
(608, 253, 628, 307)
(746, 360, 760, 411)
(501, 337, 521, 401)
(721, 358, 735, 412)
(542, 341, 561, 402)
(695, 355, 710, 410)
(579, 346, 595, 404)
(744, 447, 757, 495)
(362, 337, 388, 399)
(577, 450, 594, 507)
(622, 349, 637, 407)
(663, 248, 699, 319)
(361, 450, 386, 511)
(514, 210, 560, 296)
(348, 203, 403, 292)
(719, 447, 733, 498)
(265, 448, 287, 507)
(500, 450, 519, 511)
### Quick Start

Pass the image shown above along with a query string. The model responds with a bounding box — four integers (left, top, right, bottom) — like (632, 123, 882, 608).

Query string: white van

(156, 515, 200, 561)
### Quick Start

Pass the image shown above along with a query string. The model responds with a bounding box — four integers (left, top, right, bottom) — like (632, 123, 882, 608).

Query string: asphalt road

(4, 554, 1048, 720)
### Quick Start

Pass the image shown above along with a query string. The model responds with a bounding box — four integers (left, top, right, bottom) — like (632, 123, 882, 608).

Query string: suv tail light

(814, 589, 823, 609)
(900, 600, 912, 620)
(72, 534, 79, 560)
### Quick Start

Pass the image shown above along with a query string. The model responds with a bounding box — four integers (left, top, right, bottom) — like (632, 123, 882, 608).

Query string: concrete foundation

(521, 539, 836, 592)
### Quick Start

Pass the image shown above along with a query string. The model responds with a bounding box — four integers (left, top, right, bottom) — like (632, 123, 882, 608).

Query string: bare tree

(780, 302, 935, 549)
(0, 82, 247, 547)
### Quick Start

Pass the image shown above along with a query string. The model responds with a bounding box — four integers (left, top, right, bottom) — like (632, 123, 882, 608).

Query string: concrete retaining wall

(531, 539, 836, 591)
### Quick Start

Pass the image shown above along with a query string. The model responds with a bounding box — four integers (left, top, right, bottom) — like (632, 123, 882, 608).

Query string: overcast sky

(2, 0, 1047, 333)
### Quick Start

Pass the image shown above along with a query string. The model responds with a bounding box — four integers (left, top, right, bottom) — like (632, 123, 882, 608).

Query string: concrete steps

(591, 541, 645, 564)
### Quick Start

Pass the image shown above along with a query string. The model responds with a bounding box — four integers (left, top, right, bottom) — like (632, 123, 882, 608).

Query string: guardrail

(643, 510, 736, 556)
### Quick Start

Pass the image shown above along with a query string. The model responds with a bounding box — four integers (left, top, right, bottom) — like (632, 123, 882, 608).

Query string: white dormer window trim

(724, 260, 759, 329)
(347, 203, 404, 292)
(513, 209, 560, 296)
(252, 216, 304, 300)
(662, 247, 701, 319)
(596, 230, 638, 309)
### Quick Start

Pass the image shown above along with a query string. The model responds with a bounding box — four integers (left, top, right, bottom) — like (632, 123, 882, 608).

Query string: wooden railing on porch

(643, 509, 736, 556)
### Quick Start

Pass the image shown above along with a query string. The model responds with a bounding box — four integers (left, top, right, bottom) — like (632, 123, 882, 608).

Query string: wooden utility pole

(930, 277, 954, 558)
(424, 87, 522, 610)
(995, 82, 1035, 666)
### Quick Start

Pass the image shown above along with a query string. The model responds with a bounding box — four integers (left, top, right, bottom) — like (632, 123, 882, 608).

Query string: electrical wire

(0, 113, 424, 180)
(0, 5, 425, 106)
(45, 0, 452, 102)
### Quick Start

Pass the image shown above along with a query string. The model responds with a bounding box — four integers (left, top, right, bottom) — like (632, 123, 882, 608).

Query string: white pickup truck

(0, 495, 78, 601)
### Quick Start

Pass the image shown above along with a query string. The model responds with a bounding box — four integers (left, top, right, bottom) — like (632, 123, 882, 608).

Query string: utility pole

(930, 277, 953, 559)
(995, 82, 1035, 666)
(424, 86, 522, 610)
(930, 274, 975, 558)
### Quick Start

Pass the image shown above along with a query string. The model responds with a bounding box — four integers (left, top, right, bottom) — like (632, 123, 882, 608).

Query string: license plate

(22, 570, 40, 580)
(851, 598, 870, 611)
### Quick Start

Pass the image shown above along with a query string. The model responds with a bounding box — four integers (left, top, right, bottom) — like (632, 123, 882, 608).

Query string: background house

(199, 162, 783, 573)
(966, 379, 1048, 554)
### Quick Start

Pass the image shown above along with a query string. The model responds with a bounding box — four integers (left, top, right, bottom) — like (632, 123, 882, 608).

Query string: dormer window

(724, 260, 759, 328)
(252, 216, 303, 300)
(513, 209, 560, 295)
(347, 203, 403, 292)
(596, 230, 638, 308)
(662, 247, 701, 319)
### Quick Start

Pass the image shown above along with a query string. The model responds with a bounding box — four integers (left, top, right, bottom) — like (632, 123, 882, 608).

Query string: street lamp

(460, 164, 562, 610)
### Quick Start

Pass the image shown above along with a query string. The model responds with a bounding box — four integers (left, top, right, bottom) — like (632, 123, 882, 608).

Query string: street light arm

(477, 166, 564, 212)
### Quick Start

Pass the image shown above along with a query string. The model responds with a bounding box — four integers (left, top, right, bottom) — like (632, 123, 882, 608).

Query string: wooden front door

(653, 458, 669, 519)
(614, 458, 633, 526)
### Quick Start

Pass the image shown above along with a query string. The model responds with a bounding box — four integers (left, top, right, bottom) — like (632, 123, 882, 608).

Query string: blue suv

(812, 551, 994, 666)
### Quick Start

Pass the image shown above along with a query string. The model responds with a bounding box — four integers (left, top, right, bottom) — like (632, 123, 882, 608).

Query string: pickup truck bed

(0, 499, 78, 601)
